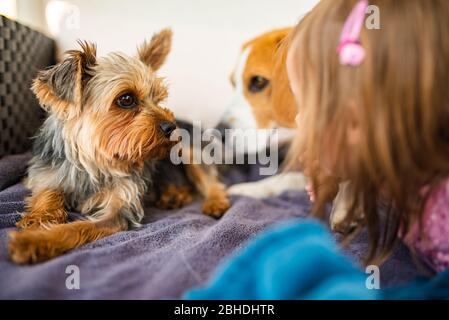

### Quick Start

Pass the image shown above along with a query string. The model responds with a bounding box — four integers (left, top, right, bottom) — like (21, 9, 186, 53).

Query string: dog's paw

(155, 185, 194, 210)
(202, 194, 230, 218)
(16, 210, 67, 230)
(227, 182, 269, 198)
(330, 209, 359, 235)
(331, 219, 359, 235)
(8, 230, 57, 264)
(16, 214, 43, 230)
(227, 173, 307, 199)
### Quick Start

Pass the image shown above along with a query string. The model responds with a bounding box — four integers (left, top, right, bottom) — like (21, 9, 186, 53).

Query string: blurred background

(0, 0, 318, 126)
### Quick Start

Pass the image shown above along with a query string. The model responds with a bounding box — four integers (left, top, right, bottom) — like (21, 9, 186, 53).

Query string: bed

(0, 151, 420, 299)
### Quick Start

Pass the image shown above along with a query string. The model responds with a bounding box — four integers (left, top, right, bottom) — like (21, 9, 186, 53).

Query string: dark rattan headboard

(0, 15, 55, 157)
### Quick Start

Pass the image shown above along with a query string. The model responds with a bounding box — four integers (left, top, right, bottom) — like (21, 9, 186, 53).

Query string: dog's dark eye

(116, 93, 138, 109)
(248, 76, 269, 93)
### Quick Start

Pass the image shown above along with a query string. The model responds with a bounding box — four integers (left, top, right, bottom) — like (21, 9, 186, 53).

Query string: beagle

(220, 28, 353, 232)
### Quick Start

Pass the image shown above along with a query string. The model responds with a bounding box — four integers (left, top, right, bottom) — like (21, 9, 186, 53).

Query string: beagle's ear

(32, 40, 97, 118)
(271, 35, 297, 128)
(138, 29, 172, 71)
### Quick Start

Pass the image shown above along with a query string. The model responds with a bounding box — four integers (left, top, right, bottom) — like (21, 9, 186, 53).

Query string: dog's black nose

(215, 122, 230, 143)
(159, 121, 176, 137)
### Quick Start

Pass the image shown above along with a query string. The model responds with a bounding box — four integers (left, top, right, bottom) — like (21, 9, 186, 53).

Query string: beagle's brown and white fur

(221, 28, 353, 231)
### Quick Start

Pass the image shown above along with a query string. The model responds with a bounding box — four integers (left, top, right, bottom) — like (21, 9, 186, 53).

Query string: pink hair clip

(337, 0, 369, 66)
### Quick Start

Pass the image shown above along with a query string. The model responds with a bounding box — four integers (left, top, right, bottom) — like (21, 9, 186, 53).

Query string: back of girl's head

(289, 0, 449, 264)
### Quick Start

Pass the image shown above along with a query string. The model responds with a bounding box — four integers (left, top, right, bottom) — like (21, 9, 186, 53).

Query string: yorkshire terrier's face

(32, 29, 176, 170)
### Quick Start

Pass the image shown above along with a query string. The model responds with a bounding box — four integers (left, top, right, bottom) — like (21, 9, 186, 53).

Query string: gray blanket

(0, 153, 419, 299)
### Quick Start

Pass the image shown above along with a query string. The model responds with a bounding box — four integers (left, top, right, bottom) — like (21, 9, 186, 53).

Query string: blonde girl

(287, 0, 449, 271)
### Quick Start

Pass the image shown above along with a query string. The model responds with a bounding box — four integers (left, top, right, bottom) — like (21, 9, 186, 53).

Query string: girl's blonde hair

(289, 0, 449, 264)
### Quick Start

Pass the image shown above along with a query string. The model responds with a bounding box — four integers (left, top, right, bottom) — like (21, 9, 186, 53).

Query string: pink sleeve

(403, 178, 449, 273)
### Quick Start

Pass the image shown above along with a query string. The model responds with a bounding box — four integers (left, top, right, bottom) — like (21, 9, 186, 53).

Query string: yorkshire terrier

(8, 29, 230, 264)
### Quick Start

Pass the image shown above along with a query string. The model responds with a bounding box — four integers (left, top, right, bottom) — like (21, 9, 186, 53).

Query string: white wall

(42, 0, 318, 126)
(0, 0, 17, 19)
(0, 1, 47, 33)
(16, 0, 47, 32)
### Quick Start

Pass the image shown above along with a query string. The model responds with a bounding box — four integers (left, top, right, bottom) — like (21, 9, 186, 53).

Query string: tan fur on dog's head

(32, 29, 176, 173)
(221, 28, 297, 130)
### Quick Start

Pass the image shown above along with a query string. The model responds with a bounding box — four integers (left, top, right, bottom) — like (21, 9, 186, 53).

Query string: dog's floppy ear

(271, 29, 297, 128)
(138, 29, 172, 71)
(32, 40, 97, 118)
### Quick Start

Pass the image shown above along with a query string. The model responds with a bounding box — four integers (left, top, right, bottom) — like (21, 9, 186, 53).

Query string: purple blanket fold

(0, 153, 418, 299)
